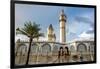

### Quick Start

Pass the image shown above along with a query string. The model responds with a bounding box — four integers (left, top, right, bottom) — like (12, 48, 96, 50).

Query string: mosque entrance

(57, 46, 70, 63)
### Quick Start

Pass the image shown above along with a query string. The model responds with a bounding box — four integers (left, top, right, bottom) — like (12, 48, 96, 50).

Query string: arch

(65, 47, 69, 52)
(53, 45, 59, 53)
(16, 43, 27, 55)
(25, 46, 27, 52)
(59, 47, 63, 50)
(31, 43, 39, 54)
(58, 47, 64, 56)
(89, 43, 94, 52)
(15, 43, 27, 64)
(77, 43, 87, 54)
(70, 45, 75, 53)
(59, 47, 64, 52)
(21, 45, 27, 54)
(41, 43, 51, 54)
(64, 47, 69, 55)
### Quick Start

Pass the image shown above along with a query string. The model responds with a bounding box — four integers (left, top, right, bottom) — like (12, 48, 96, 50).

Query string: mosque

(15, 10, 95, 65)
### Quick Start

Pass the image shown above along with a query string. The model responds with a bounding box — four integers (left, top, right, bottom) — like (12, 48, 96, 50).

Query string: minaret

(59, 9, 66, 43)
(47, 24, 54, 42)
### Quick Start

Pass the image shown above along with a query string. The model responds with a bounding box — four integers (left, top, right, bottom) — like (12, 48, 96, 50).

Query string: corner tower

(59, 9, 67, 43)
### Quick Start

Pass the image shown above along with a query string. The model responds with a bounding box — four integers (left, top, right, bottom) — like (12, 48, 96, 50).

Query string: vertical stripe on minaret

(59, 9, 66, 43)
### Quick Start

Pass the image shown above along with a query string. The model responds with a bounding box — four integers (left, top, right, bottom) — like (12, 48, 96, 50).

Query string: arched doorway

(64, 47, 69, 55)
(29, 43, 39, 64)
(31, 43, 39, 55)
(64, 47, 70, 62)
(70, 45, 75, 55)
(59, 47, 64, 56)
(15, 43, 26, 56)
(41, 43, 51, 55)
(77, 43, 87, 54)
(53, 45, 59, 55)
(15, 43, 26, 64)
(77, 43, 87, 61)
(89, 43, 94, 61)
(40, 43, 51, 63)
(89, 43, 94, 53)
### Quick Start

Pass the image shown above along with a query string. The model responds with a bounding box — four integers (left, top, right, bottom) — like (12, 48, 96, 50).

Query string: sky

(15, 3, 95, 42)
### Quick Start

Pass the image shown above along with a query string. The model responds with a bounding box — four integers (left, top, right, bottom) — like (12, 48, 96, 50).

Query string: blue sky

(15, 4, 94, 42)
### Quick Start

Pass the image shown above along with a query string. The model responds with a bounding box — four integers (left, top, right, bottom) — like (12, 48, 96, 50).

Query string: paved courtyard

(15, 53, 94, 65)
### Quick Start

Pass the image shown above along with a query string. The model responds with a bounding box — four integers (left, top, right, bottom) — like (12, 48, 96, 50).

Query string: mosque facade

(15, 10, 95, 65)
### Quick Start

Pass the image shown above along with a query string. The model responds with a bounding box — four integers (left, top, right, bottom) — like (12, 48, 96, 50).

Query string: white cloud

(68, 21, 79, 33)
(15, 34, 47, 42)
(79, 31, 94, 38)
(38, 37, 47, 41)
(15, 34, 28, 42)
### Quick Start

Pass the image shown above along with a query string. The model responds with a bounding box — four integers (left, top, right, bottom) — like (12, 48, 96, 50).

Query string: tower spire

(61, 9, 64, 15)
